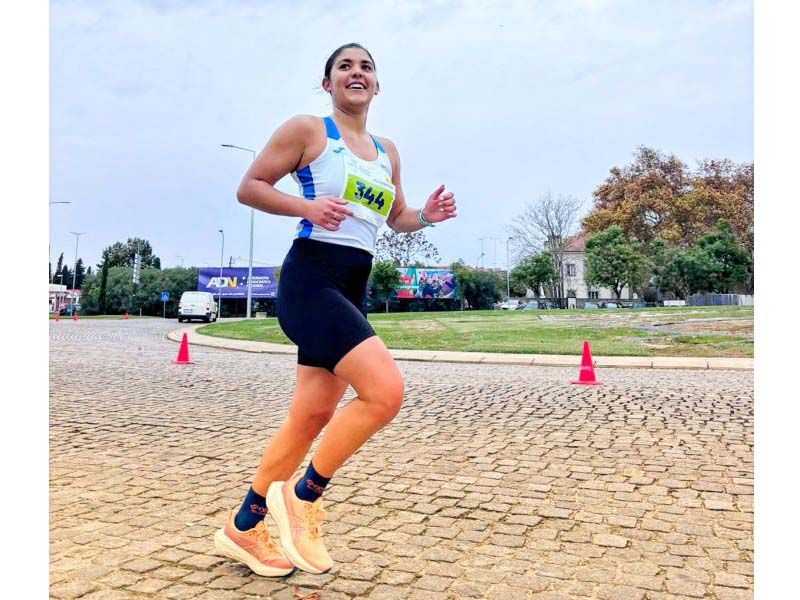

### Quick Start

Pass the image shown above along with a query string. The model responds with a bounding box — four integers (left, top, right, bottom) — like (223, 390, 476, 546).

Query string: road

(50, 318, 753, 599)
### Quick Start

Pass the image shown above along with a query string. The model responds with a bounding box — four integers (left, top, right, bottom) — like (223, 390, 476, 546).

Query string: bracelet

(417, 209, 435, 228)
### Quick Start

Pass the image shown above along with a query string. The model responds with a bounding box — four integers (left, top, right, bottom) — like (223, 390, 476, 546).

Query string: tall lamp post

(221, 143, 256, 319)
(218, 229, 225, 319)
(69, 231, 86, 308)
(506, 237, 512, 302)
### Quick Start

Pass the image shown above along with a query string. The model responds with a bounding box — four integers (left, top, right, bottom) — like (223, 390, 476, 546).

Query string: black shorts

(277, 238, 376, 373)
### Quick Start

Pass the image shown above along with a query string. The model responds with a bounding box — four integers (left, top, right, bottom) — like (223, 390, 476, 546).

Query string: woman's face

(324, 48, 378, 107)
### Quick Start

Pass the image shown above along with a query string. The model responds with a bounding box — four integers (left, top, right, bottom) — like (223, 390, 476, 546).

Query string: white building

(562, 233, 632, 302)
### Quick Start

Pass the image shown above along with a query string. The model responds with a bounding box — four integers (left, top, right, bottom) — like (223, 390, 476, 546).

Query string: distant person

(214, 43, 458, 577)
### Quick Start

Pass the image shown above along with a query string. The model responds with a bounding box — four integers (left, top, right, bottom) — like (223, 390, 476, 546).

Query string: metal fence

(689, 294, 754, 306)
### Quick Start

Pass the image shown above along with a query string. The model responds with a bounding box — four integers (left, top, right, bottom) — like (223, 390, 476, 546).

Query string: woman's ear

(375, 81, 380, 95)
(322, 78, 332, 94)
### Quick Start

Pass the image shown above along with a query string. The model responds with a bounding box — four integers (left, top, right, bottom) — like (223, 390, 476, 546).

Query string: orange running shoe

(267, 472, 333, 574)
(214, 510, 295, 577)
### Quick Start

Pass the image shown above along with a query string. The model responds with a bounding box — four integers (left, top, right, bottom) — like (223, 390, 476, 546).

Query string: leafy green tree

(689, 220, 752, 293)
(369, 261, 402, 313)
(99, 238, 161, 269)
(585, 226, 650, 300)
(461, 270, 504, 310)
(511, 252, 557, 299)
(450, 260, 473, 310)
(82, 267, 198, 315)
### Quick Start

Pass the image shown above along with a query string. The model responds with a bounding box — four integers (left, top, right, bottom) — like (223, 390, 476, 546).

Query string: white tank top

(291, 116, 395, 254)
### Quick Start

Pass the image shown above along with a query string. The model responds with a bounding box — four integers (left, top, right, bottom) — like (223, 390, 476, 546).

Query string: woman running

(214, 43, 458, 577)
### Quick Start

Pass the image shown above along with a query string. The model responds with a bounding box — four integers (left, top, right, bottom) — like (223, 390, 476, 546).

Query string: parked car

(177, 291, 218, 323)
(522, 302, 539, 310)
(601, 302, 620, 309)
(498, 300, 522, 310)
(583, 302, 599, 309)
(59, 304, 81, 316)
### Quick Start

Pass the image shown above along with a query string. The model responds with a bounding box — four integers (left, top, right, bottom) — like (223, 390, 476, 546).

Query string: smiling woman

(212, 42, 459, 578)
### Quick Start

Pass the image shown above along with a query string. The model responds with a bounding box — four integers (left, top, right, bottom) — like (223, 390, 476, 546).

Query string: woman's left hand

(422, 184, 457, 224)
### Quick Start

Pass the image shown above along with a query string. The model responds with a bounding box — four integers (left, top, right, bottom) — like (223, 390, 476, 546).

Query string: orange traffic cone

(72, 312, 78, 322)
(172, 333, 194, 365)
(54, 312, 60, 322)
(571, 340, 601, 385)
(124, 312, 129, 320)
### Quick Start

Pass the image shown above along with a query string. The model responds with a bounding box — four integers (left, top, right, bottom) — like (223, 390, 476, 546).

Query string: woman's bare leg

(309, 336, 404, 477)
(250, 365, 349, 495)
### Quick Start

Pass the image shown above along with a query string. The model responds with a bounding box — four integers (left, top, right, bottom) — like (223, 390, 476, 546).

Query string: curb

(167, 324, 753, 371)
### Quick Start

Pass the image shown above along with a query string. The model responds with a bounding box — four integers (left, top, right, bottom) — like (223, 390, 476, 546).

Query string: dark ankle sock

(294, 461, 330, 503)
(234, 487, 267, 531)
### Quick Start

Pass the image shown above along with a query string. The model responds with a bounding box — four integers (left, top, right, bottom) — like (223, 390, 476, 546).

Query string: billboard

(395, 268, 457, 299)
(198, 267, 278, 298)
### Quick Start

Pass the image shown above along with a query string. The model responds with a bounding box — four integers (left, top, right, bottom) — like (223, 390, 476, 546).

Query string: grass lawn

(197, 305, 753, 358)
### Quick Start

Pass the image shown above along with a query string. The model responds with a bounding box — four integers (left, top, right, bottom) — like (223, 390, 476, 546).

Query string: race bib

(341, 153, 395, 218)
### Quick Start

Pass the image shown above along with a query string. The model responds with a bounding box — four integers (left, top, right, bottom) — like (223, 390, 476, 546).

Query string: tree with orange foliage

(582, 147, 753, 253)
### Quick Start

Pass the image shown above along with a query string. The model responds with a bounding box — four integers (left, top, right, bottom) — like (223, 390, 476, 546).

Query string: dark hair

(324, 43, 376, 80)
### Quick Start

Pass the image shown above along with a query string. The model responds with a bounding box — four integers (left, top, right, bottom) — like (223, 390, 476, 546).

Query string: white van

(177, 291, 218, 323)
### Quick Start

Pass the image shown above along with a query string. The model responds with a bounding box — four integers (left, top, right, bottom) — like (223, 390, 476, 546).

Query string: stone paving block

(50, 580, 98, 599)
(126, 578, 172, 595)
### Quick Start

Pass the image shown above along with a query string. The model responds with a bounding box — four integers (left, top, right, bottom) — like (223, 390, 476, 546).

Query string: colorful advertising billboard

(395, 268, 457, 299)
(198, 267, 278, 298)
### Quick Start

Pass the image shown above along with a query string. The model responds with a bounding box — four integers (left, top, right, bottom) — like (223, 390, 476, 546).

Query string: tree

(583, 147, 753, 252)
(98, 260, 109, 314)
(511, 252, 557, 299)
(585, 226, 650, 300)
(53, 253, 64, 283)
(74, 258, 86, 289)
(99, 238, 161, 269)
(369, 261, 402, 313)
(508, 192, 582, 308)
(82, 266, 198, 316)
(449, 261, 474, 310)
(462, 269, 504, 310)
(375, 230, 441, 266)
(60, 265, 73, 288)
(690, 220, 752, 294)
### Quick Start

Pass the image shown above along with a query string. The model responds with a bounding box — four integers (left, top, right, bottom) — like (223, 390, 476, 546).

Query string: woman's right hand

(303, 196, 354, 231)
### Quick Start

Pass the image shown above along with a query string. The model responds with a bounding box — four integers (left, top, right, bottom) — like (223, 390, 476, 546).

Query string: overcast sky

(49, 0, 753, 273)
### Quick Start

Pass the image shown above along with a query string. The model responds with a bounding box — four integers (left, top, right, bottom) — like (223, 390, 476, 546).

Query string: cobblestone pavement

(50, 319, 754, 600)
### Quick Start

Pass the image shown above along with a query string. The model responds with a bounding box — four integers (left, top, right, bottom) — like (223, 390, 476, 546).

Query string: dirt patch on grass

(668, 319, 753, 337)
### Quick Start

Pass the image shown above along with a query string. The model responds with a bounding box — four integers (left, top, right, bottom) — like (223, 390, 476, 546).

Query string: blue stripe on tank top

(324, 116, 341, 140)
(370, 135, 385, 153)
(296, 165, 315, 238)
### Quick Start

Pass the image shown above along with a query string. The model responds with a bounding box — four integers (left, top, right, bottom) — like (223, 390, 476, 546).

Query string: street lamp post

(506, 238, 511, 302)
(69, 231, 86, 308)
(218, 229, 225, 319)
(221, 143, 256, 319)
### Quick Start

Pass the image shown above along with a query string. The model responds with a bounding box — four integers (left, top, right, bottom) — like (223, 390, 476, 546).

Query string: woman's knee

(288, 404, 337, 438)
(362, 377, 404, 424)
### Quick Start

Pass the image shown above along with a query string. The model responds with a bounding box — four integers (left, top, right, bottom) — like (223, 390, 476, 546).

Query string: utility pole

(506, 237, 512, 302)
(218, 229, 225, 319)
(477, 238, 486, 268)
